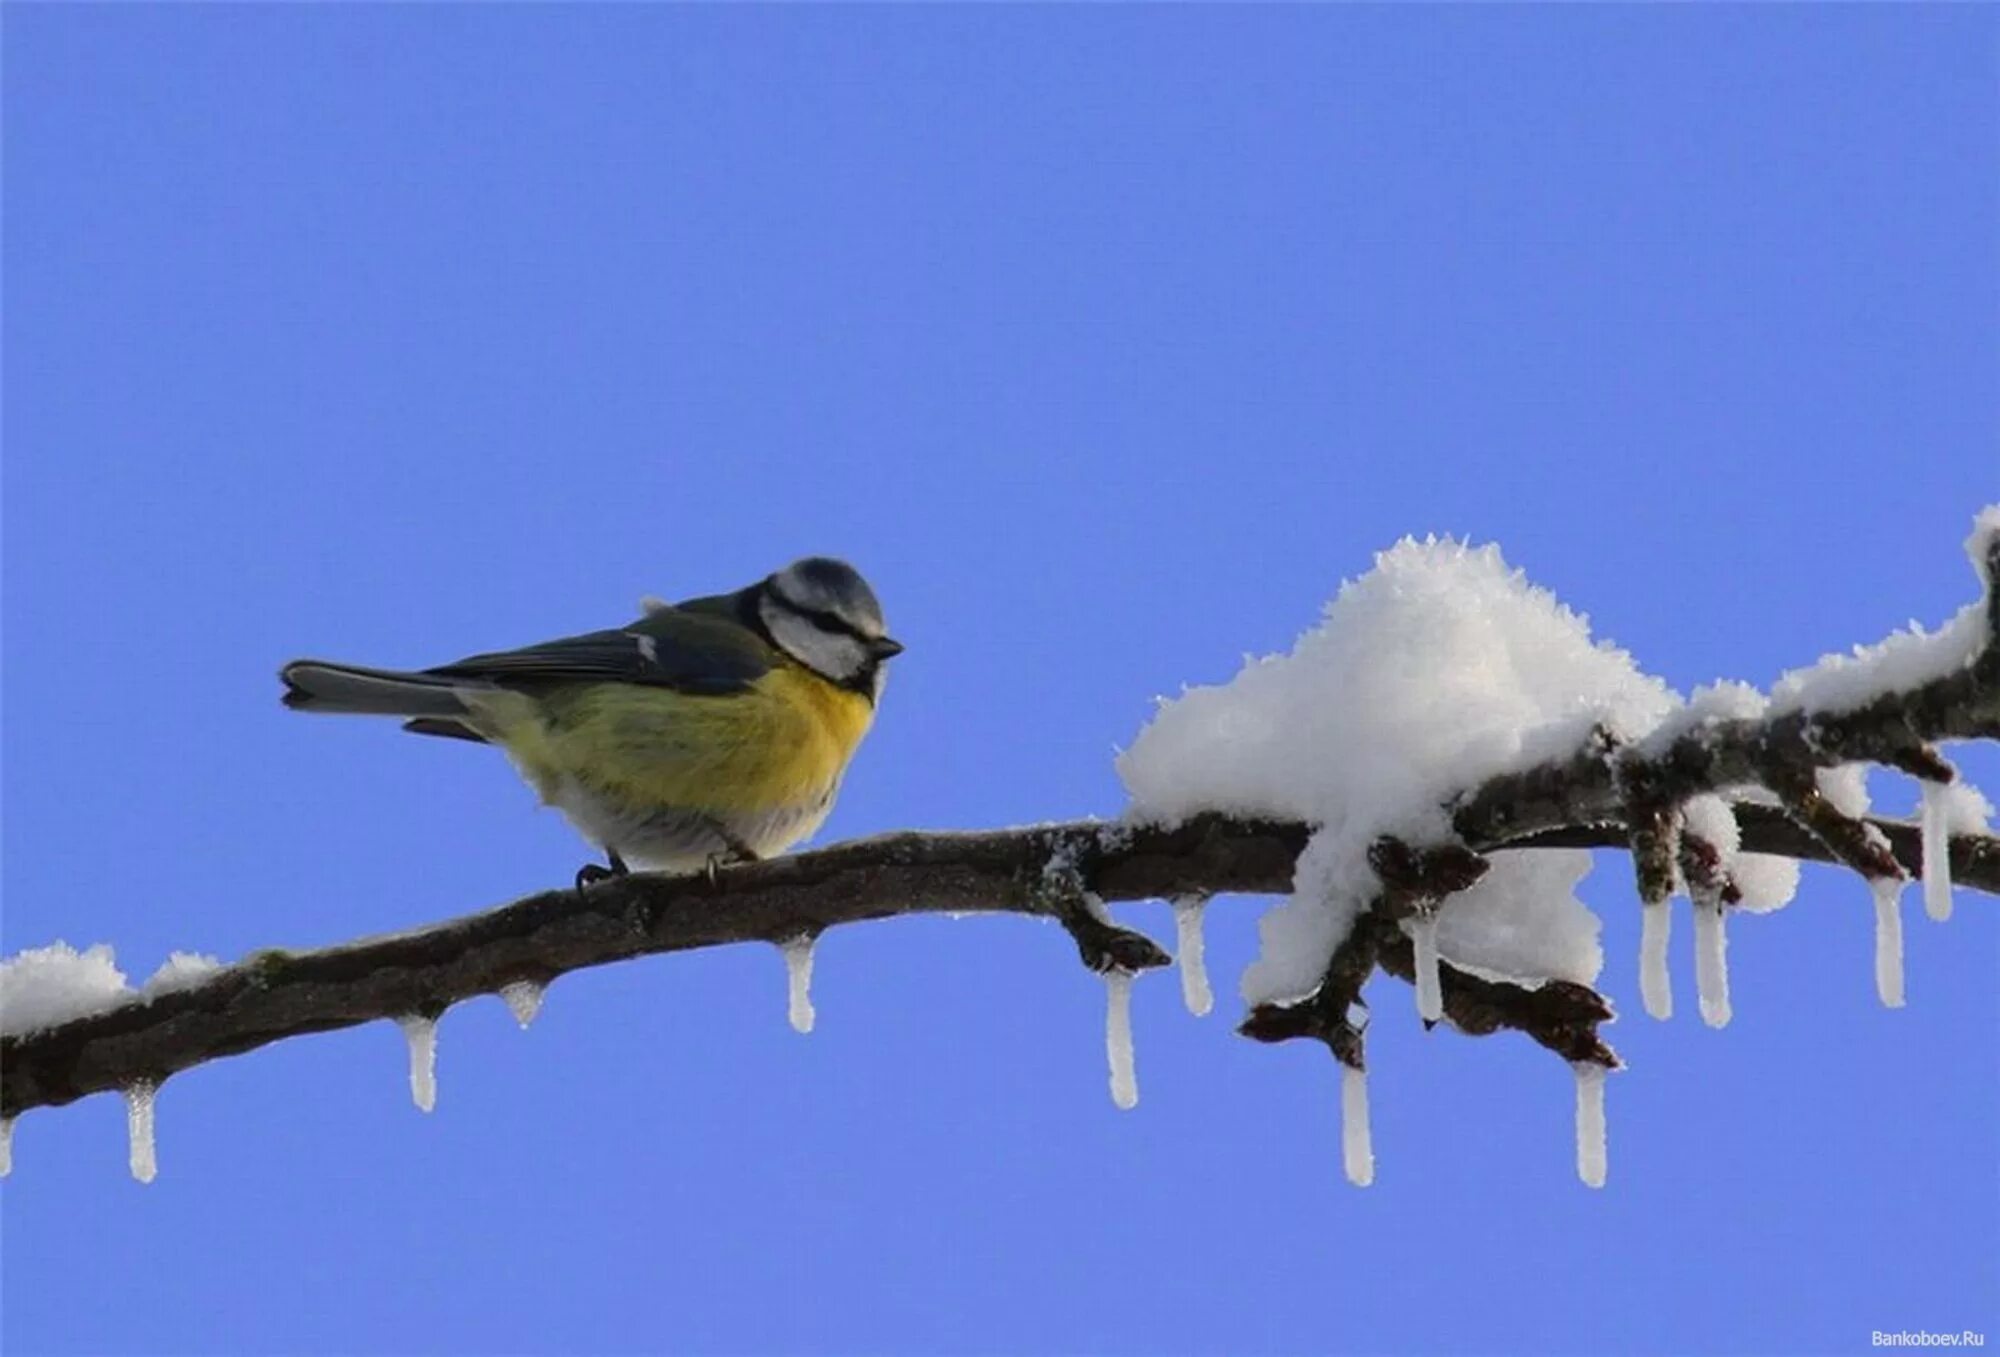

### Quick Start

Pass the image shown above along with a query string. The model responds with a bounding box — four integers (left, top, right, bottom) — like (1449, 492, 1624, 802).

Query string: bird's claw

(703, 850, 751, 887)
(575, 850, 630, 891)
(698, 820, 757, 887)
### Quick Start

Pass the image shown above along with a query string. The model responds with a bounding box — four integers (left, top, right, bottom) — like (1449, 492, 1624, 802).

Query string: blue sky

(4, 7, 1995, 1355)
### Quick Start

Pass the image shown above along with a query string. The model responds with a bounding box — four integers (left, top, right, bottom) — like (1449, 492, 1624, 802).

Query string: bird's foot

(703, 849, 756, 887)
(700, 822, 758, 887)
(575, 849, 630, 891)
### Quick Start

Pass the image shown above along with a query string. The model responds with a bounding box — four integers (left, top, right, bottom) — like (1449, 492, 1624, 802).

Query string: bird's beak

(869, 636, 906, 660)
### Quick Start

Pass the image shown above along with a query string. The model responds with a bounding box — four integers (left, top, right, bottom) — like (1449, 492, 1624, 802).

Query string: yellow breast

(496, 662, 876, 816)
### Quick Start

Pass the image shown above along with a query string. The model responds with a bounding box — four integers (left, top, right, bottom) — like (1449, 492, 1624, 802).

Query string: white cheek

(765, 606, 868, 682)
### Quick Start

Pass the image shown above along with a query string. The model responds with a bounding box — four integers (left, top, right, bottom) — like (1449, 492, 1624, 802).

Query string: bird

(280, 557, 902, 887)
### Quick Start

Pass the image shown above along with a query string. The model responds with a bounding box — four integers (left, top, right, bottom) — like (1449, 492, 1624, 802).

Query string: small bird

(281, 558, 902, 886)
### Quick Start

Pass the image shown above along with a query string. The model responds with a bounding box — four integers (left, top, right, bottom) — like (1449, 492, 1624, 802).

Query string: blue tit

(281, 557, 903, 885)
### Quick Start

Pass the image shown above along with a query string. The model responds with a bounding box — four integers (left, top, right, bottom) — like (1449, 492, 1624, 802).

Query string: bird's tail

(279, 660, 473, 718)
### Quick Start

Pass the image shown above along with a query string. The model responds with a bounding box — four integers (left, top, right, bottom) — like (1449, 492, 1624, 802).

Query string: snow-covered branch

(1147, 513, 1999, 1179)
(4, 796, 1993, 1122)
(5, 508, 1996, 1189)
(1240, 838, 1620, 1074)
(1242, 560, 1992, 1065)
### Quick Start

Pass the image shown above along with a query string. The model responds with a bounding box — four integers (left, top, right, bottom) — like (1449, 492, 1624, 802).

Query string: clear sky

(4, 7, 1996, 1356)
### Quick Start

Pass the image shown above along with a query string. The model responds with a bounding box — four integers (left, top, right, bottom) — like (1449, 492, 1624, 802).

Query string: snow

(398, 1015, 439, 1112)
(1679, 794, 1741, 861)
(1816, 765, 1872, 819)
(143, 952, 223, 995)
(0, 944, 231, 1035)
(1104, 969, 1138, 1110)
(1919, 781, 1954, 922)
(1972, 504, 2000, 581)
(1871, 876, 1906, 1009)
(0, 943, 134, 1037)
(1766, 505, 1995, 716)
(1652, 795, 1790, 1016)
(0, 1117, 12, 1178)
(1672, 792, 1800, 920)
(1239, 838, 1369, 1006)
(1409, 911, 1443, 1023)
(1692, 900, 1731, 1028)
(1092, 820, 1137, 855)
(500, 980, 546, 1029)
(1433, 850, 1603, 988)
(1340, 1064, 1374, 1187)
(782, 936, 817, 1035)
(1732, 853, 1801, 914)
(1770, 608, 1984, 717)
(1644, 680, 1769, 748)
(1170, 895, 1214, 1017)
(126, 1083, 158, 1184)
(1110, 508, 1999, 1016)
(1939, 777, 1995, 833)
(1119, 536, 1674, 1005)
(1573, 1063, 1607, 1189)
(1639, 901, 1672, 1021)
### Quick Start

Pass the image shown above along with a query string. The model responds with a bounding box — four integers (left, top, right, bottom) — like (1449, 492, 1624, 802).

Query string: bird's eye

(805, 609, 856, 637)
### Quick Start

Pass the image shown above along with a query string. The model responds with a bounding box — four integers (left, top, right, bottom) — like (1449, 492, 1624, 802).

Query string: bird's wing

(425, 608, 773, 695)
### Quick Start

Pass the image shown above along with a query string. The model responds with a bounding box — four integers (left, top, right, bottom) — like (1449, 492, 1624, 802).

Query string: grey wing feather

(401, 717, 490, 743)
(425, 608, 771, 695)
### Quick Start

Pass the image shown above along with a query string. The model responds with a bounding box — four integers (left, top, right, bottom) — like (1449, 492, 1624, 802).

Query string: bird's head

(758, 557, 903, 699)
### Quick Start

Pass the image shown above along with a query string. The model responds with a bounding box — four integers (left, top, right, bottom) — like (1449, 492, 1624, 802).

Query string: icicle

(398, 1015, 438, 1112)
(1104, 969, 1138, 1110)
(1170, 894, 1213, 1017)
(126, 1082, 158, 1184)
(1340, 1064, 1374, 1187)
(1872, 875, 1906, 1008)
(782, 936, 816, 1034)
(1, 1115, 13, 1178)
(1410, 908, 1442, 1024)
(1639, 900, 1672, 1021)
(1919, 781, 1953, 922)
(1573, 1063, 1607, 1189)
(499, 980, 546, 1029)
(1692, 900, 1731, 1028)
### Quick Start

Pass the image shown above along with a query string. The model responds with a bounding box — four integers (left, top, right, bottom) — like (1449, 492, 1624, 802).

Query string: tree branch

(3, 802, 1992, 1118)
(5, 531, 1996, 1121)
